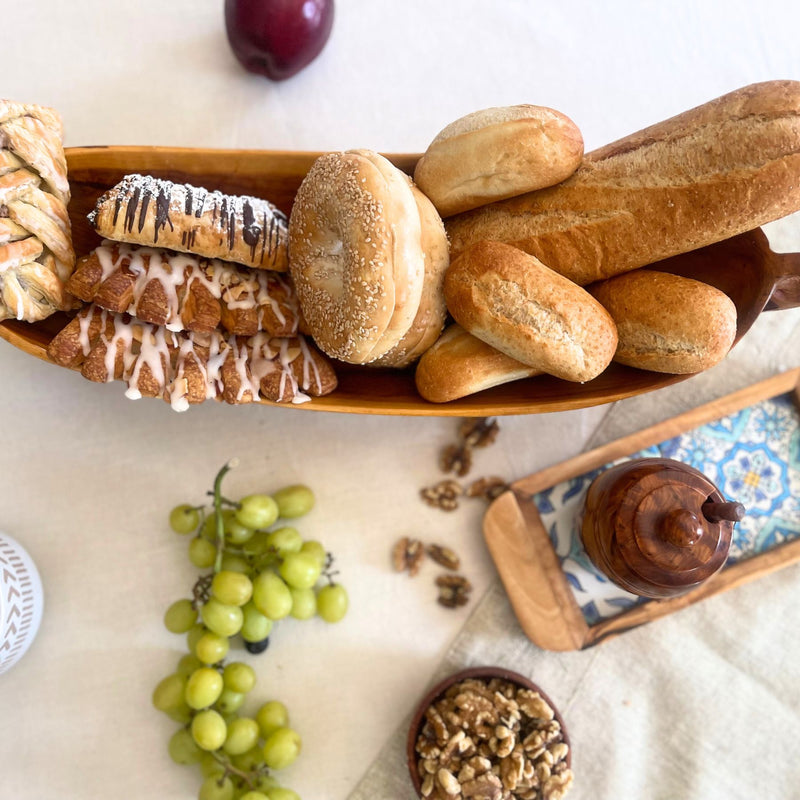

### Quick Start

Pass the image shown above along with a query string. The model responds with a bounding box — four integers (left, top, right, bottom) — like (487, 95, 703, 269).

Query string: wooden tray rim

(483, 367, 800, 651)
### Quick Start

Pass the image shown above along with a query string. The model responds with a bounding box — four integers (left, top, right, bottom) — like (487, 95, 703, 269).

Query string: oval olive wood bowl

(1, 146, 799, 416)
(406, 666, 571, 797)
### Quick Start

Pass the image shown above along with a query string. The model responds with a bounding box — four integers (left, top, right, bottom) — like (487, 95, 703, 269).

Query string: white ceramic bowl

(0, 533, 44, 675)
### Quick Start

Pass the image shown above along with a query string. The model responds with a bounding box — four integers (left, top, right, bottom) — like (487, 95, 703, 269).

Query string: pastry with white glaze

(0, 100, 75, 321)
(67, 241, 300, 337)
(46, 305, 337, 410)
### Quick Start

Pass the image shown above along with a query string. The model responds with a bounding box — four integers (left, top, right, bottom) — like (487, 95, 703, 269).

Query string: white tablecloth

(2, 2, 799, 798)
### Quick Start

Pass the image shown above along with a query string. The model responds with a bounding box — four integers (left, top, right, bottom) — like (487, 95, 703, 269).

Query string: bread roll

(588, 270, 737, 374)
(446, 81, 800, 285)
(444, 241, 617, 383)
(415, 324, 540, 403)
(414, 105, 583, 218)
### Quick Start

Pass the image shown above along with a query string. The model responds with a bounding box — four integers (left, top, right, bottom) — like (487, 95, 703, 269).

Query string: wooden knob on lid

(581, 458, 742, 599)
(660, 508, 704, 547)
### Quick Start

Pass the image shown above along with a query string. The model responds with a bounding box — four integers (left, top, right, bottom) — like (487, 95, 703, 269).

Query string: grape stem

(206, 490, 241, 509)
(210, 750, 265, 790)
(191, 574, 213, 609)
(212, 460, 237, 574)
(322, 553, 339, 585)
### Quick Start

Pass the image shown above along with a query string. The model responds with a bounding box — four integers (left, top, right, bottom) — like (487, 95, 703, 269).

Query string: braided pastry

(0, 100, 75, 321)
(46, 305, 337, 411)
(67, 241, 301, 337)
(89, 174, 289, 272)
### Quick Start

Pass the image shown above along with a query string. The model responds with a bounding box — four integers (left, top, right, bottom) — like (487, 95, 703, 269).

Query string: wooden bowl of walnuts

(407, 666, 573, 800)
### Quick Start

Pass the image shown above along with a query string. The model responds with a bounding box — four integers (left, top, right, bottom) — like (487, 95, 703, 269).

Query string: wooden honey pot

(581, 458, 745, 599)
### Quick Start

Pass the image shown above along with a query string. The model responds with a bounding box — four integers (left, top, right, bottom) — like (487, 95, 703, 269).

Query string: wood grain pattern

(0, 146, 798, 416)
(581, 459, 733, 599)
(484, 368, 800, 650)
(483, 491, 588, 652)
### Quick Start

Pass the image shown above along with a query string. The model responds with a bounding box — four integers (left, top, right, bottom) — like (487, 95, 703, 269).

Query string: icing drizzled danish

(47, 305, 337, 411)
(88, 174, 289, 272)
(67, 241, 300, 337)
(0, 100, 75, 322)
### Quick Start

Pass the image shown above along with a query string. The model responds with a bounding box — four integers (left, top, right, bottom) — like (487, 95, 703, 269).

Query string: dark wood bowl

(406, 666, 571, 797)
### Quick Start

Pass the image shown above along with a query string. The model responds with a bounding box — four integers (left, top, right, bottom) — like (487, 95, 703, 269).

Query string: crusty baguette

(415, 324, 540, 403)
(444, 241, 617, 383)
(588, 269, 737, 374)
(446, 81, 800, 285)
(413, 105, 583, 217)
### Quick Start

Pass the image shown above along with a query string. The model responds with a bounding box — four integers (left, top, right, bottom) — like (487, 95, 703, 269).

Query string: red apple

(224, 0, 334, 81)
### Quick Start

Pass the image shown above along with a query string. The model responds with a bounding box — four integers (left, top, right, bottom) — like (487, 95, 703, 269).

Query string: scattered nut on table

(436, 574, 473, 608)
(415, 677, 573, 800)
(441, 443, 473, 477)
(439, 418, 501, 479)
(428, 544, 461, 571)
(459, 418, 500, 450)
(466, 477, 510, 502)
(421, 479, 464, 511)
(392, 536, 425, 576)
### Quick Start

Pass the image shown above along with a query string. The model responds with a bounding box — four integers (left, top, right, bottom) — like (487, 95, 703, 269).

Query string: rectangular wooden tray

(483, 368, 800, 651)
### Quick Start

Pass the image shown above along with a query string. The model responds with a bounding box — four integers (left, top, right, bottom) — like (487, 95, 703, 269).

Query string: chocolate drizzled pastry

(88, 174, 289, 272)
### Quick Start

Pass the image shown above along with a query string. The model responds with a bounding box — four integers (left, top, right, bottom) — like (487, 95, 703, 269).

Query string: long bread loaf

(445, 81, 800, 285)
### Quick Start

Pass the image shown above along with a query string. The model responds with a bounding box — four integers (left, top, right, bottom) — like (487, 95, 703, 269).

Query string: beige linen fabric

(349, 216, 800, 800)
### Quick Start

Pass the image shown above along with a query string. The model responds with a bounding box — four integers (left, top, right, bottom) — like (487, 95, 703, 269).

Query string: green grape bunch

(153, 461, 349, 800)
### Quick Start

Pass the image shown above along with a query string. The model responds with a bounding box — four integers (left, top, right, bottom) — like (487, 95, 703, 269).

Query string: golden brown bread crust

(444, 241, 617, 383)
(415, 324, 540, 403)
(413, 105, 583, 217)
(588, 269, 737, 374)
(446, 81, 800, 285)
(89, 174, 289, 272)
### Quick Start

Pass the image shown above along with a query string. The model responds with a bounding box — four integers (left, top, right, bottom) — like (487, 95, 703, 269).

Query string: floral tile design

(531, 393, 800, 625)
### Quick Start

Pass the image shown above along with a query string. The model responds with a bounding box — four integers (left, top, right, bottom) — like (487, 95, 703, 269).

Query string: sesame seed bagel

(288, 150, 425, 364)
(370, 183, 449, 368)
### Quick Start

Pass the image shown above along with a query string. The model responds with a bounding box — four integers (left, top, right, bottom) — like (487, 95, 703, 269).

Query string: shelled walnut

(421, 479, 464, 511)
(428, 544, 461, 571)
(436, 574, 472, 608)
(414, 677, 573, 800)
(393, 537, 426, 576)
(439, 418, 500, 478)
(425, 417, 508, 512)
(466, 477, 509, 502)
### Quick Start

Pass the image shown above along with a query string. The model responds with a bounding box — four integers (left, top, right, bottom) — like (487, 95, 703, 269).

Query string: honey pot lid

(612, 460, 742, 588)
